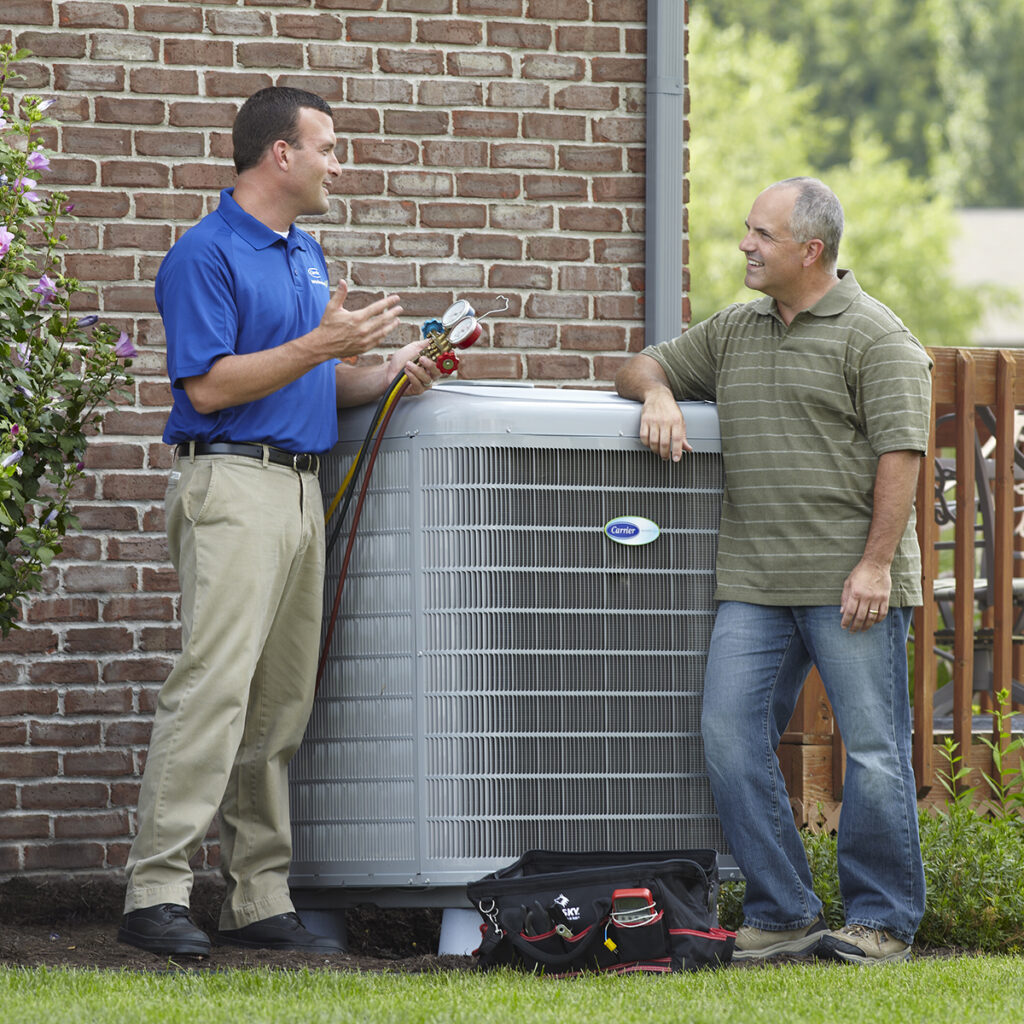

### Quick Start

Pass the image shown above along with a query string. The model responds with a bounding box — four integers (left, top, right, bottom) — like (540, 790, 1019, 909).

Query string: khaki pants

(124, 452, 325, 930)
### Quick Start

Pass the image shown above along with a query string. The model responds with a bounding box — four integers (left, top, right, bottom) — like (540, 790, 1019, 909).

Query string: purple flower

(14, 176, 40, 202)
(12, 343, 30, 367)
(0, 115, 7, 131)
(0, 226, 12, 256)
(33, 274, 57, 305)
(75, 314, 99, 327)
(26, 151, 50, 172)
(36, 99, 56, 112)
(114, 331, 137, 359)
(76, 460, 84, 471)
(42, 508, 58, 526)
(1, 451, 24, 469)
(11, 426, 19, 436)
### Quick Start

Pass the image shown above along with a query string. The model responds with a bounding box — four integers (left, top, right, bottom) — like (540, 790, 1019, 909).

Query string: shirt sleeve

(643, 313, 723, 403)
(156, 237, 239, 390)
(855, 331, 933, 456)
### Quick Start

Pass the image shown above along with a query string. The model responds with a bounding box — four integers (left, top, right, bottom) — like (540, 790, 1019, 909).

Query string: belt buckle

(292, 452, 319, 475)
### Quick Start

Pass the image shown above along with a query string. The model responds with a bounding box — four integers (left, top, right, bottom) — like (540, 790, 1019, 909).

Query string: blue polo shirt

(158, 188, 338, 453)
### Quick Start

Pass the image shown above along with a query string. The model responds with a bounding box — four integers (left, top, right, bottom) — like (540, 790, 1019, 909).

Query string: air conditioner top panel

(338, 382, 721, 452)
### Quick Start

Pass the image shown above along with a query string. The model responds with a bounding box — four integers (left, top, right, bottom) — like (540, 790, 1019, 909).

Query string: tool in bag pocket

(467, 849, 735, 974)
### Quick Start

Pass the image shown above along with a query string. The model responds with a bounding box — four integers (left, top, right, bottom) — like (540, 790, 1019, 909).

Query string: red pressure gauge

(449, 316, 482, 349)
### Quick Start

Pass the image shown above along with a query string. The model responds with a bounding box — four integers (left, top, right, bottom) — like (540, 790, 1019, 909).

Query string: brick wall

(0, 0, 685, 879)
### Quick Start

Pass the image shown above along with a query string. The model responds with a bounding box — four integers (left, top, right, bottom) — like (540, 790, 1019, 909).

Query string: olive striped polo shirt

(646, 271, 933, 607)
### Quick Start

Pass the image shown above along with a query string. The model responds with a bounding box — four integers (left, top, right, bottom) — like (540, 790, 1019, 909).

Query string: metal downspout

(644, 0, 686, 347)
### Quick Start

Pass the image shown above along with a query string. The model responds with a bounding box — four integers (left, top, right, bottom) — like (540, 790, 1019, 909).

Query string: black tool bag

(466, 849, 735, 974)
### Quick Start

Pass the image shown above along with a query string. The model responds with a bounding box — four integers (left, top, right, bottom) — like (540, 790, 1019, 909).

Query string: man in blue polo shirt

(118, 87, 439, 957)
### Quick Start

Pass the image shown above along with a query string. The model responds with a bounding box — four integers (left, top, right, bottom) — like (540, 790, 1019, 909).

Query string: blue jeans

(701, 602, 925, 944)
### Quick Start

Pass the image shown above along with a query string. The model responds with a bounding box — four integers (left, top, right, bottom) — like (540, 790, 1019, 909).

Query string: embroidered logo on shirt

(306, 266, 329, 288)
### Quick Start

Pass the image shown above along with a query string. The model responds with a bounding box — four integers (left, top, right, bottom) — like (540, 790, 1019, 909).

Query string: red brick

(277, 75, 346, 103)
(73, 504, 139, 531)
(22, 842, 106, 870)
(524, 174, 587, 200)
(492, 323, 557, 349)
(352, 139, 419, 165)
(139, 627, 182, 653)
(236, 40, 303, 67)
(63, 564, 137, 594)
(418, 19, 481, 45)
(30, 721, 102, 747)
(387, 171, 453, 197)
(0, 751, 59, 779)
(63, 750, 134, 776)
(107, 536, 169, 562)
(64, 688, 134, 715)
(164, 39, 233, 67)
(458, 234, 522, 260)
(595, 294, 643, 320)
(391, 0, 451, 10)
(527, 237, 590, 262)
(559, 266, 623, 292)
(102, 657, 174, 684)
(0, 629, 58, 656)
(489, 264, 552, 289)
(130, 68, 199, 95)
(139, 380, 173, 407)
(523, 112, 587, 142)
(308, 44, 375, 73)
(5, 1, 55, 25)
(334, 107, 380, 133)
(559, 146, 623, 173)
(349, 199, 417, 227)
(383, 109, 449, 135)
(490, 143, 555, 169)
(555, 85, 619, 111)
(94, 97, 165, 124)
(29, 659, 99, 685)
(347, 16, 412, 42)
(54, 810, 129, 838)
(521, 54, 585, 81)
(172, 163, 235, 190)
(142, 567, 180, 593)
(62, 126, 130, 156)
(0, 815, 50, 840)
(277, 13, 344, 39)
(388, 233, 454, 258)
(25, 597, 98, 624)
(82, 442, 146, 470)
(591, 57, 646, 83)
(490, 203, 554, 231)
(0, 785, 17, 811)
(595, 237, 644, 264)
(133, 5, 204, 32)
(527, 0, 588, 16)
(487, 82, 549, 108)
(104, 721, 153, 746)
(526, 353, 591, 380)
(422, 140, 487, 167)
(560, 206, 623, 232)
(526, 294, 589, 320)
(377, 48, 444, 75)
(45, 156, 97, 185)
(556, 25, 621, 52)
(135, 193, 204, 221)
(0, 688, 58, 715)
(420, 263, 484, 289)
(0, 721, 27, 744)
(90, 32, 158, 62)
(15, 31, 86, 58)
(456, 172, 520, 199)
(64, 627, 135, 655)
(594, 176, 644, 202)
(462, 0, 523, 12)
(110, 782, 142, 807)
(205, 9, 271, 36)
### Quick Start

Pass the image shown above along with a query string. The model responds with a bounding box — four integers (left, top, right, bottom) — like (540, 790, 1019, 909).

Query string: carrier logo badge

(306, 266, 329, 288)
(604, 516, 660, 546)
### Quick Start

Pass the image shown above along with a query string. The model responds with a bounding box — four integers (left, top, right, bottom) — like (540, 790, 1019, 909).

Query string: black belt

(177, 441, 320, 475)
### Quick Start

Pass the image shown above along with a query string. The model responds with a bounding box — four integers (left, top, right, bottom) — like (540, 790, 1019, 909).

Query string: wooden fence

(781, 348, 1024, 826)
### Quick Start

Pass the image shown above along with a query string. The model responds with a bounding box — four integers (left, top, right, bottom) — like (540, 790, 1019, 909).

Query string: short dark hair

(232, 87, 333, 174)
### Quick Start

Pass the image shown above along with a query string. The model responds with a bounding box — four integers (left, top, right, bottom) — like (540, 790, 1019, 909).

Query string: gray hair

(772, 177, 844, 271)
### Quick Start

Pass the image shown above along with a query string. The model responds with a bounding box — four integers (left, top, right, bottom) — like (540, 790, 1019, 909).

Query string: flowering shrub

(0, 45, 135, 636)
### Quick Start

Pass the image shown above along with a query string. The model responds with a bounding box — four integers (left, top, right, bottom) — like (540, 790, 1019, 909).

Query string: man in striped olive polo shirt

(616, 177, 931, 965)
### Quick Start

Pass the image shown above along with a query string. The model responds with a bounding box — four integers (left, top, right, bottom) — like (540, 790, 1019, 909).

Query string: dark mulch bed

(0, 873, 473, 973)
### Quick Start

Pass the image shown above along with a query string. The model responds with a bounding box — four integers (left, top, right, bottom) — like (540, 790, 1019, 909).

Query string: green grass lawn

(3, 957, 1022, 1024)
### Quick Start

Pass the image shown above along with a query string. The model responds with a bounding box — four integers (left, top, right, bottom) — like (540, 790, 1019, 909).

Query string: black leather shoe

(118, 903, 211, 956)
(217, 911, 343, 952)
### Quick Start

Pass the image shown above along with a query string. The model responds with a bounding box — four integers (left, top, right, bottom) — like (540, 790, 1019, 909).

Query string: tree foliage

(686, 10, 987, 346)
(703, 0, 1024, 208)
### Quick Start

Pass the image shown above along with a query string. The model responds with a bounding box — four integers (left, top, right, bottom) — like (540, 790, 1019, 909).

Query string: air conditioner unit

(288, 382, 732, 914)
